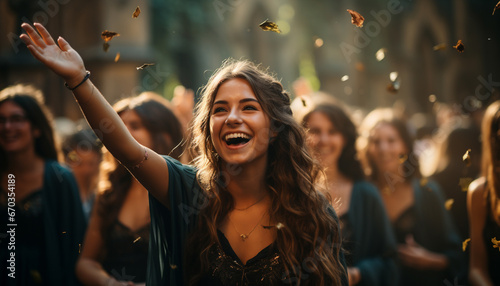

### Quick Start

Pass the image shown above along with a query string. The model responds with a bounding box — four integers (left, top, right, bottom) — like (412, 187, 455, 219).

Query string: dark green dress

(0, 160, 86, 286)
(147, 156, 348, 285)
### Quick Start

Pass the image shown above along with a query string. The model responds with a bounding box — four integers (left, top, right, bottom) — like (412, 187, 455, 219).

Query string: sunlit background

(1, 0, 499, 130)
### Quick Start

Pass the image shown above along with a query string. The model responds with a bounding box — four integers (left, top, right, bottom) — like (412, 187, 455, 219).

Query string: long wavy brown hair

(481, 101, 500, 226)
(97, 92, 184, 243)
(186, 59, 345, 285)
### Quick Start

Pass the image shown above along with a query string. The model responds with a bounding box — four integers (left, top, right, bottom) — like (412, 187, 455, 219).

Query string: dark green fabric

(398, 179, 466, 285)
(346, 181, 398, 286)
(147, 156, 349, 285)
(147, 156, 201, 285)
(42, 160, 86, 286)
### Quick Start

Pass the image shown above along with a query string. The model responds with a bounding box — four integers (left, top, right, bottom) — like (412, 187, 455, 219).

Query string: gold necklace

(233, 195, 266, 211)
(228, 210, 267, 241)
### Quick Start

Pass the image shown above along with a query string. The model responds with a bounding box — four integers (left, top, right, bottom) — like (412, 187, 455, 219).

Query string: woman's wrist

(64, 70, 89, 90)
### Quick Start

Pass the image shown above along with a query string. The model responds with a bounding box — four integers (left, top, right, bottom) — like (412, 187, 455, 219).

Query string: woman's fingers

(21, 23, 46, 48)
(19, 34, 44, 60)
(25, 44, 44, 61)
(34, 22, 56, 46)
(57, 36, 72, 52)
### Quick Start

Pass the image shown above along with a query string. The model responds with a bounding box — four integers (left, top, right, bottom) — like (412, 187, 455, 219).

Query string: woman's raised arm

(20, 23, 170, 205)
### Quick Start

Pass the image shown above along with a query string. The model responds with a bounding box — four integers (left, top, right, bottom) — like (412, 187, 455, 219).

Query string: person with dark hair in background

(63, 129, 103, 222)
(76, 92, 184, 286)
(358, 108, 465, 286)
(301, 104, 397, 286)
(0, 84, 86, 286)
(21, 23, 348, 286)
(432, 126, 482, 241)
(468, 101, 500, 286)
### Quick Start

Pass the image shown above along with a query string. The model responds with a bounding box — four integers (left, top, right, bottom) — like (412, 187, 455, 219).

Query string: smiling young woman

(0, 84, 86, 286)
(20, 23, 348, 285)
(358, 108, 465, 286)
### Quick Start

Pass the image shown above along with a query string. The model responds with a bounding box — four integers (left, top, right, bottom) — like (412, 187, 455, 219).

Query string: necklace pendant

(240, 234, 248, 241)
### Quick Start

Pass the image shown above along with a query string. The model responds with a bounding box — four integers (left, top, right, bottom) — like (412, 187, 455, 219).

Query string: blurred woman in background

(358, 108, 465, 286)
(63, 129, 103, 222)
(0, 84, 86, 286)
(76, 92, 184, 286)
(301, 103, 397, 286)
(468, 100, 500, 286)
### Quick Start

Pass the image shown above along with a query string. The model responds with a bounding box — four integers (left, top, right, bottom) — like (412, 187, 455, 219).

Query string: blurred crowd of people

(0, 73, 499, 286)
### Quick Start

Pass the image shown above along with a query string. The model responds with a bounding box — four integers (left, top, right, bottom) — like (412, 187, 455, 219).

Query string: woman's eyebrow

(213, 98, 260, 105)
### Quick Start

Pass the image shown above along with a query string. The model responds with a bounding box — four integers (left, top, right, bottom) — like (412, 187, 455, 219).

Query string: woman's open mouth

(224, 132, 252, 148)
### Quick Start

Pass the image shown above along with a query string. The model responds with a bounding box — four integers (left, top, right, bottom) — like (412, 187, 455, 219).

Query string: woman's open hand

(20, 22, 87, 87)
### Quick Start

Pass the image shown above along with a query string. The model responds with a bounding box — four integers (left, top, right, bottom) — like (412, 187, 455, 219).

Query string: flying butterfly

(347, 9, 364, 27)
(101, 30, 120, 42)
(259, 20, 281, 34)
(453, 40, 465, 53)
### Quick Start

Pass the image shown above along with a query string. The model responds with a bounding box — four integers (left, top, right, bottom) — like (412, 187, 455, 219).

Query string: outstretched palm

(20, 23, 86, 87)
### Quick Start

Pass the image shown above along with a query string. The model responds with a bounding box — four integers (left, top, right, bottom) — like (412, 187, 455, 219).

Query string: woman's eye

(243, 105, 257, 111)
(213, 107, 226, 113)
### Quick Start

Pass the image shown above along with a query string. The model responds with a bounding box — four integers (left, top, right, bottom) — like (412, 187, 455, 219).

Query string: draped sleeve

(147, 156, 203, 285)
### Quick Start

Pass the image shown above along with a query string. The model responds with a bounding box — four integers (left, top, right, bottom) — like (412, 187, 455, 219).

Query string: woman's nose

(225, 108, 242, 126)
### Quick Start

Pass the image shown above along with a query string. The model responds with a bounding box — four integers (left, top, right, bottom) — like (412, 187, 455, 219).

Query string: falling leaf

(492, 237, 500, 251)
(341, 75, 349, 82)
(170, 264, 178, 269)
(103, 42, 110, 52)
(62, 231, 67, 234)
(136, 63, 155, 70)
(459, 177, 473, 192)
(347, 9, 364, 27)
(101, 30, 120, 42)
(132, 6, 141, 18)
(453, 40, 465, 53)
(375, 48, 387, 61)
(133, 237, 142, 243)
(387, 81, 400, 93)
(259, 20, 281, 33)
(463, 149, 471, 167)
(493, 1, 500, 15)
(114, 52, 120, 62)
(445, 199, 454, 210)
(420, 177, 428, 187)
(433, 44, 447, 51)
(462, 238, 471, 252)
